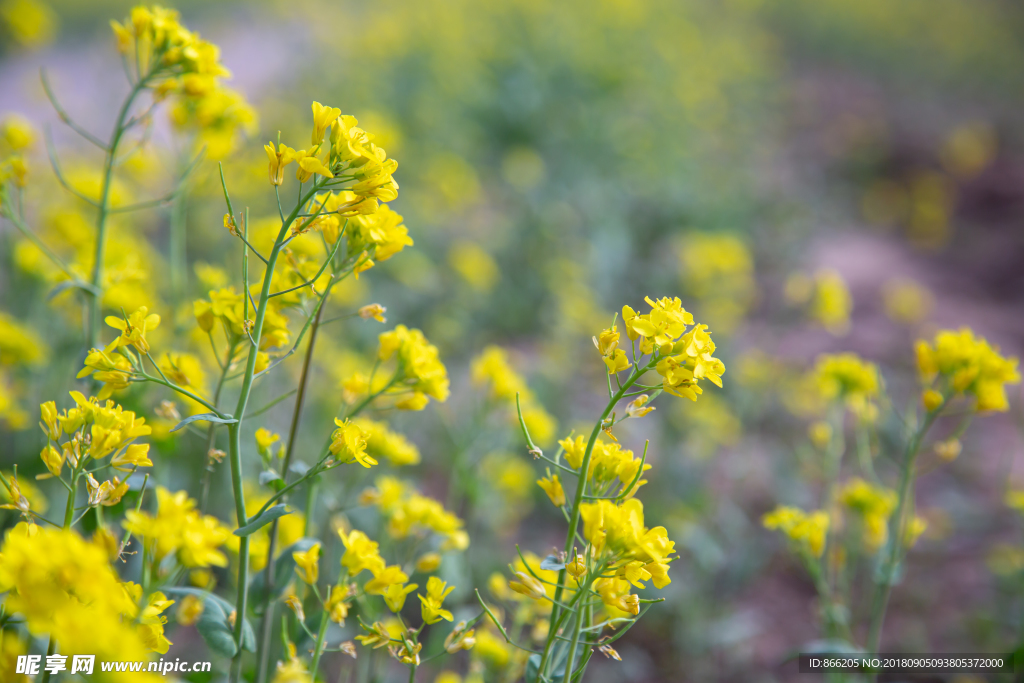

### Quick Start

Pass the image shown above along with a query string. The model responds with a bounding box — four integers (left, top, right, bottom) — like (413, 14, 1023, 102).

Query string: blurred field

(2, 1, 1024, 682)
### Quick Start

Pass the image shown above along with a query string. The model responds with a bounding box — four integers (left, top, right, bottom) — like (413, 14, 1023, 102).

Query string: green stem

(255, 288, 331, 683)
(87, 76, 149, 351)
(62, 474, 78, 529)
(227, 180, 327, 683)
(865, 406, 941, 667)
(200, 343, 235, 514)
(42, 466, 82, 683)
(310, 610, 330, 676)
(542, 362, 653, 677)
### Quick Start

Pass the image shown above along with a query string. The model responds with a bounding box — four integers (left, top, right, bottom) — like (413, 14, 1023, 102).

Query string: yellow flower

(39, 444, 63, 478)
(444, 621, 476, 653)
(1, 114, 36, 150)
(284, 593, 305, 623)
(365, 565, 409, 595)
(934, 438, 962, 461)
(176, 594, 204, 626)
(137, 591, 175, 654)
(109, 443, 153, 471)
(449, 242, 499, 292)
(625, 394, 655, 418)
(359, 303, 387, 323)
(329, 419, 376, 468)
(105, 306, 160, 354)
(351, 417, 420, 466)
(594, 577, 639, 616)
(311, 102, 341, 145)
(339, 529, 386, 576)
(38, 400, 60, 440)
(763, 505, 829, 557)
(809, 269, 852, 335)
(922, 389, 944, 412)
(325, 584, 351, 624)
(293, 543, 321, 585)
(916, 328, 1020, 412)
(77, 349, 133, 400)
(415, 552, 442, 573)
(0, 0, 56, 49)
(418, 576, 454, 624)
(123, 487, 231, 568)
(508, 571, 546, 600)
(883, 278, 934, 325)
(376, 325, 450, 407)
(0, 473, 30, 515)
(537, 474, 565, 507)
(292, 148, 334, 182)
(255, 427, 280, 458)
(272, 656, 314, 683)
(355, 621, 392, 649)
(85, 473, 129, 507)
(807, 421, 832, 448)
(813, 353, 880, 417)
(264, 142, 296, 186)
(839, 478, 897, 550)
(565, 554, 586, 579)
(383, 582, 418, 613)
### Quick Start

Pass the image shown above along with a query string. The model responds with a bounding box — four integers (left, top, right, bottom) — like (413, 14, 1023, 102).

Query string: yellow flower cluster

(36, 392, 152, 506)
(361, 476, 469, 551)
(0, 523, 170, 665)
(328, 418, 376, 468)
(576, 498, 674, 614)
(350, 417, 421, 466)
(0, 115, 31, 199)
(123, 487, 232, 568)
(614, 296, 725, 401)
(679, 232, 756, 333)
(264, 103, 407, 277)
(0, 310, 45, 429)
(559, 435, 650, 498)
(762, 505, 830, 558)
(838, 478, 896, 550)
(111, 5, 255, 158)
(0, 310, 45, 365)
(812, 352, 880, 417)
(194, 287, 291, 372)
(471, 345, 557, 446)
(350, 325, 449, 410)
(916, 328, 1021, 412)
(786, 270, 852, 335)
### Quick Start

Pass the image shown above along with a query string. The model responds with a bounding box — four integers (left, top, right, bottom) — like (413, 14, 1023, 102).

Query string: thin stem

(227, 178, 328, 683)
(865, 404, 943, 665)
(542, 359, 655, 678)
(87, 75, 150, 351)
(309, 610, 330, 676)
(256, 289, 332, 683)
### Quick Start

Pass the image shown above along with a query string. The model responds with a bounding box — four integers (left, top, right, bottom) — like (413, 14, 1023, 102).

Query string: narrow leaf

(170, 413, 237, 433)
(233, 504, 292, 537)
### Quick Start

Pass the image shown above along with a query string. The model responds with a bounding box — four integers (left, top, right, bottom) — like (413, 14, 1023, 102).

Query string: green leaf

(47, 279, 98, 301)
(540, 555, 565, 571)
(164, 587, 256, 654)
(170, 413, 237, 433)
(249, 538, 319, 607)
(525, 654, 564, 683)
(259, 469, 282, 486)
(195, 596, 237, 657)
(233, 504, 292, 537)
